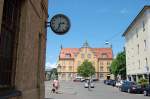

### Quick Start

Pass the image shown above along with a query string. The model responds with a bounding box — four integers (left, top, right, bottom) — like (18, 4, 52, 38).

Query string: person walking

(88, 79, 91, 91)
(53, 78, 59, 94)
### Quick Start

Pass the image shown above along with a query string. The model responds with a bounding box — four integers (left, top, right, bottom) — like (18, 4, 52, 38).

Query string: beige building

(57, 42, 113, 80)
(0, 0, 48, 99)
(123, 6, 150, 82)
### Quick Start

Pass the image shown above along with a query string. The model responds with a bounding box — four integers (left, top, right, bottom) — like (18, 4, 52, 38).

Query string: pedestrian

(51, 83, 56, 93)
(53, 78, 59, 94)
(88, 79, 91, 91)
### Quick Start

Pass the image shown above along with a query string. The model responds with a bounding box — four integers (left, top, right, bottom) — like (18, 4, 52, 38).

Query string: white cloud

(45, 62, 57, 69)
(120, 8, 128, 14)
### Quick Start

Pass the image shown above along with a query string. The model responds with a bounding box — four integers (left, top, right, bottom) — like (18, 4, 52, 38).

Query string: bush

(138, 79, 148, 87)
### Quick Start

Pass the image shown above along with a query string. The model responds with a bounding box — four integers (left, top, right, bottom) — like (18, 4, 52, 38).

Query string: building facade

(57, 42, 113, 80)
(123, 6, 150, 82)
(0, 0, 48, 99)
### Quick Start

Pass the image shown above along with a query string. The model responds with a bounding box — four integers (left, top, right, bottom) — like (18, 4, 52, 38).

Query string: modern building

(123, 6, 150, 82)
(57, 41, 113, 80)
(0, 0, 48, 99)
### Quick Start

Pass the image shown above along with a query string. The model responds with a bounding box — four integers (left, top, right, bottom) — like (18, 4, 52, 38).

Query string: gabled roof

(59, 48, 113, 59)
(123, 6, 150, 36)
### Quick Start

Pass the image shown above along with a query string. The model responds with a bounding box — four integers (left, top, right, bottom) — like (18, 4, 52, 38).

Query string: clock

(50, 14, 71, 35)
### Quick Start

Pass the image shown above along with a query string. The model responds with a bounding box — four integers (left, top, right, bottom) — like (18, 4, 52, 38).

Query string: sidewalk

(45, 81, 77, 99)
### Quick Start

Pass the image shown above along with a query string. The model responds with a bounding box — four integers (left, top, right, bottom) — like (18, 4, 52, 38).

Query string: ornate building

(0, 0, 48, 99)
(57, 41, 113, 80)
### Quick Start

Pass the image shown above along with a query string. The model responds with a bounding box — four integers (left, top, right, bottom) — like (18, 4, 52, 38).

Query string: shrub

(138, 79, 148, 87)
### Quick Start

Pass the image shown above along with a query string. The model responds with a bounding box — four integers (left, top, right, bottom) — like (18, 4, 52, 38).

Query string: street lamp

(105, 41, 112, 48)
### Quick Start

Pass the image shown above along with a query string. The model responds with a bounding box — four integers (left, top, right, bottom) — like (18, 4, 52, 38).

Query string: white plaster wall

(125, 9, 150, 75)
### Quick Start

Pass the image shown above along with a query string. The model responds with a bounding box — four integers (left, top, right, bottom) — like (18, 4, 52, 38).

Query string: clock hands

(56, 22, 65, 32)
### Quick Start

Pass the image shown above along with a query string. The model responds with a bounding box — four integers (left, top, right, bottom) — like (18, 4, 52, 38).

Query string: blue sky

(45, 0, 150, 69)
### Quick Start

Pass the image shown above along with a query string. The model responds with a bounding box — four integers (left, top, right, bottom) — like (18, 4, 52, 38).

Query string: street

(45, 81, 150, 99)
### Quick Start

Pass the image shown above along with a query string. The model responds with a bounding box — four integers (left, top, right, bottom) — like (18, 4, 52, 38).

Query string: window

(137, 44, 139, 54)
(100, 62, 103, 65)
(107, 67, 109, 71)
(70, 61, 73, 66)
(88, 54, 91, 58)
(138, 60, 140, 69)
(0, 0, 22, 88)
(69, 67, 72, 71)
(145, 58, 148, 67)
(143, 21, 145, 32)
(65, 53, 71, 58)
(81, 53, 85, 58)
(144, 40, 146, 50)
(78, 61, 81, 66)
(101, 53, 108, 58)
(63, 61, 66, 66)
(100, 66, 103, 72)
(74, 54, 77, 58)
(63, 66, 66, 70)
(99, 73, 104, 79)
(107, 62, 110, 65)
(136, 28, 138, 38)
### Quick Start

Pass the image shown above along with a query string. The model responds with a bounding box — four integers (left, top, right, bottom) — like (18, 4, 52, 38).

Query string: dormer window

(65, 53, 71, 58)
(101, 53, 108, 58)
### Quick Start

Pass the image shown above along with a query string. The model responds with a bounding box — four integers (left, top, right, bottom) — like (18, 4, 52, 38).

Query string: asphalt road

(45, 81, 150, 99)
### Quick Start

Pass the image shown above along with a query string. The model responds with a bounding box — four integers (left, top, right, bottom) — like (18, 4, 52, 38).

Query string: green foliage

(77, 60, 95, 78)
(50, 68, 58, 79)
(110, 51, 126, 79)
(138, 79, 148, 87)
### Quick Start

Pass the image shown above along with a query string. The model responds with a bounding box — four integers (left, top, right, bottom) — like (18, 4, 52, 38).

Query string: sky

(45, 0, 150, 69)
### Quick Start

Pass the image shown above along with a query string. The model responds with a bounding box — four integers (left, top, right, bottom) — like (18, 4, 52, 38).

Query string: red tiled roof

(93, 48, 113, 59)
(59, 48, 113, 59)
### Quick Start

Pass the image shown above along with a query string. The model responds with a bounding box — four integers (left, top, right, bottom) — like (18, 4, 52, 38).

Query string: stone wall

(0, 0, 48, 99)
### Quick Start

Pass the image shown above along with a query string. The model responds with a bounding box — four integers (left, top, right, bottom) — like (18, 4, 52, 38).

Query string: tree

(50, 68, 58, 80)
(77, 60, 95, 78)
(110, 51, 126, 79)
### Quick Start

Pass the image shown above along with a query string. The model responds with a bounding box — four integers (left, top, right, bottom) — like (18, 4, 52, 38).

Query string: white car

(116, 80, 125, 88)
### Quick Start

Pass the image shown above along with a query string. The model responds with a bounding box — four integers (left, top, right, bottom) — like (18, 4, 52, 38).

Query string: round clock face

(50, 14, 71, 35)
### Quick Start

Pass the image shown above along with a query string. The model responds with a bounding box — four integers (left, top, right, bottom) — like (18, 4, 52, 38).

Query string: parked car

(84, 79, 94, 88)
(80, 78, 85, 82)
(116, 80, 125, 88)
(105, 79, 116, 86)
(104, 80, 107, 84)
(144, 85, 150, 96)
(73, 77, 83, 82)
(109, 80, 116, 86)
(120, 81, 144, 93)
(105, 79, 111, 85)
(73, 78, 81, 82)
(92, 78, 99, 82)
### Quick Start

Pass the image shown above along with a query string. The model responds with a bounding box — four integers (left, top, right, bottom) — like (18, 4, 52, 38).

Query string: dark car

(109, 80, 116, 86)
(144, 85, 150, 96)
(105, 79, 116, 86)
(105, 80, 111, 85)
(92, 78, 99, 82)
(120, 81, 144, 94)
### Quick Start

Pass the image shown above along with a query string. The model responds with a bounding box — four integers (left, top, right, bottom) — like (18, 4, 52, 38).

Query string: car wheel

(127, 89, 131, 93)
(144, 91, 148, 96)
